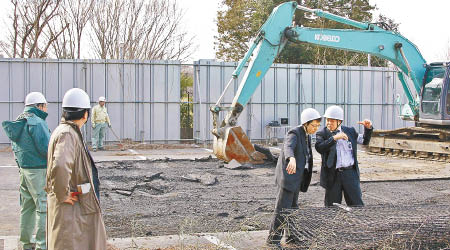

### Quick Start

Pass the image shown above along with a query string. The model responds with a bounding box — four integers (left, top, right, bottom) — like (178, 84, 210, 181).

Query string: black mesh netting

(282, 203, 450, 249)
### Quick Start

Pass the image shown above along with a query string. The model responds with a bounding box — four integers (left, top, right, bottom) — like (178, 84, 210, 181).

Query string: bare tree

(0, 0, 68, 58)
(89, 0, 195, 61)
(89, 0, 123, 59)
(51, 0, 95, 59)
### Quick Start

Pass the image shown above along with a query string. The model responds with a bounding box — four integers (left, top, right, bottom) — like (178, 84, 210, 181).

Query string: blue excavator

(211, 1, 450, 164)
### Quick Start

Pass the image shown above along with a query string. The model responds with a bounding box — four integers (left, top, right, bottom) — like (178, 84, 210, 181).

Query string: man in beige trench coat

(45, 88, 107, 250)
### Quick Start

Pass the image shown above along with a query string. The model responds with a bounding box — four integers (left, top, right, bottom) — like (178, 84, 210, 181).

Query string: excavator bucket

(213, 126, 266, 164)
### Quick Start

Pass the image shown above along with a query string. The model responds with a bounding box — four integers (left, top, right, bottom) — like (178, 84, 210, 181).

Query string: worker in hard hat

(315, 105, 373, 207)
(1, 92, 50, 250)
(91, 96, 111, 151)
(45, 88, 107, 250)
(267, 108, 322, 247)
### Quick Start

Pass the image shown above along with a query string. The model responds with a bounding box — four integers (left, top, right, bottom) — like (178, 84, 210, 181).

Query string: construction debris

(144, 172, 164, 182)
(194, 155, 213, 162)
(254, 144, 276, 162)
(181, 174, 218, 186)
(284, 203, 450, 249)
(115, 190, 133, 196)
(96, 154, 450, 239)
(223, 159, 254, 170)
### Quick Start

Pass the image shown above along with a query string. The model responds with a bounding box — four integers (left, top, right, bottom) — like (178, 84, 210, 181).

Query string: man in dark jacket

(2, 92, 50, 250)
(267, 108, 321, 247)
(315, 105, 373, 207)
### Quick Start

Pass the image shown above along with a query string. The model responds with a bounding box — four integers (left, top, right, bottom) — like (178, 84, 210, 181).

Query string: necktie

(305, 135, 311, 156)
(327, 130, 338, 168)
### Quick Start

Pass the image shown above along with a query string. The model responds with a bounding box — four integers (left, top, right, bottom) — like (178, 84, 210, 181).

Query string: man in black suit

(267, 108, 321, 247)
(315, 105, 373, 207)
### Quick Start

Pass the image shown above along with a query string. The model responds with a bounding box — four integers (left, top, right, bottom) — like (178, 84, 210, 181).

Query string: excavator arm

(211, 1, 428, 164)
(285, 26, 425, 111)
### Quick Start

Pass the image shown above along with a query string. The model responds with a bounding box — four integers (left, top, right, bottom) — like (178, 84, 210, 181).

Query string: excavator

(211, 1, 450, 164)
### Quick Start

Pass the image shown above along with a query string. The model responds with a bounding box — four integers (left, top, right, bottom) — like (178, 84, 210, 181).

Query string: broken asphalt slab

(181, 173, 218, 186)
(223, 159, 255, 170)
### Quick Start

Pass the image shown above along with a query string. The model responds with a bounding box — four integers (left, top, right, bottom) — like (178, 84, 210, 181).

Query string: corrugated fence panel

(11, 62, 27, 122)
(166, 62, 181, 141)
(194, 60, 415, 143)
(0, 59, 181, 144)
(0, 63, 10, 144)
(142, 63, 152, 141)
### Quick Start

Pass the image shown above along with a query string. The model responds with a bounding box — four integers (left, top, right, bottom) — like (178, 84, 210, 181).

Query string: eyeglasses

(308, 124, 321, 128)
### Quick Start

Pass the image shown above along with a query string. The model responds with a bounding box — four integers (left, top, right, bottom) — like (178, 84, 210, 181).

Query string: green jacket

(2, 106, 51, 168)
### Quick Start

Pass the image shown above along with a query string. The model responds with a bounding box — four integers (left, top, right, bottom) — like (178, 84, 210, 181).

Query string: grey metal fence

(0, 58, 180, 144)
(0, 58, 416, 145)
(193, 60, 415, 143)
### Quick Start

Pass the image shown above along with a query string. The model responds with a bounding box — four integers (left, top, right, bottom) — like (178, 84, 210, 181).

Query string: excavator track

(368, 127, 450, 162)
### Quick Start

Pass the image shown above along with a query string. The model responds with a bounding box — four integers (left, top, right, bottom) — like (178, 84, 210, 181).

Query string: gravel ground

(98, 157, 450, 238)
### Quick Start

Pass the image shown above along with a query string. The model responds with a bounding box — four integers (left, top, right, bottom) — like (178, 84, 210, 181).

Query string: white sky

(1, 0, 449, 62)
(368, 0, 450, 62)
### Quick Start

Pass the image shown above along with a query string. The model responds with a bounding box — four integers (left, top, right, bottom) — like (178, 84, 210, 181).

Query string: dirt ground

(99, 158, 276, 238)
(2, 142, 448, 249)
(98, 150, 450, 238)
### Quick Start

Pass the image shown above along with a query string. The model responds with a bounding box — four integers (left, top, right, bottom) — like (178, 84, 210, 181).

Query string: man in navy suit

(315, 106, 373, 207)
(267, 108, 322, 247)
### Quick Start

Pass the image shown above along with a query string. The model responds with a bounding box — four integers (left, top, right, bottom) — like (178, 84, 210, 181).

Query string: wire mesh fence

(283, 202, 450, 249)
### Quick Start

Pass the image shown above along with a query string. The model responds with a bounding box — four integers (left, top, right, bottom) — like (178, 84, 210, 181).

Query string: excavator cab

(419, 63, 450, 125)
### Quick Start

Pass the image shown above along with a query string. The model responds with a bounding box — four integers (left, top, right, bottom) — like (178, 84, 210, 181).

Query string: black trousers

(268, 186, 299, 243)
(324, 168, 363, 207)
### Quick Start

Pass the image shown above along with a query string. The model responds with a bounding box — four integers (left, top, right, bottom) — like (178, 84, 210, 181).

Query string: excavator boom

(211, 1, 449, 164)
(211, 2, 296, 164)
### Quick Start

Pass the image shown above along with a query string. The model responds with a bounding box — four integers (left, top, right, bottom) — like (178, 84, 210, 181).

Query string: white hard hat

(62, 88, 91, 109)
(301, 108, 321, 125)
(323, 105, 344, 120)
(25, 92, 47, 106)
(98, 96, 106, 102)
